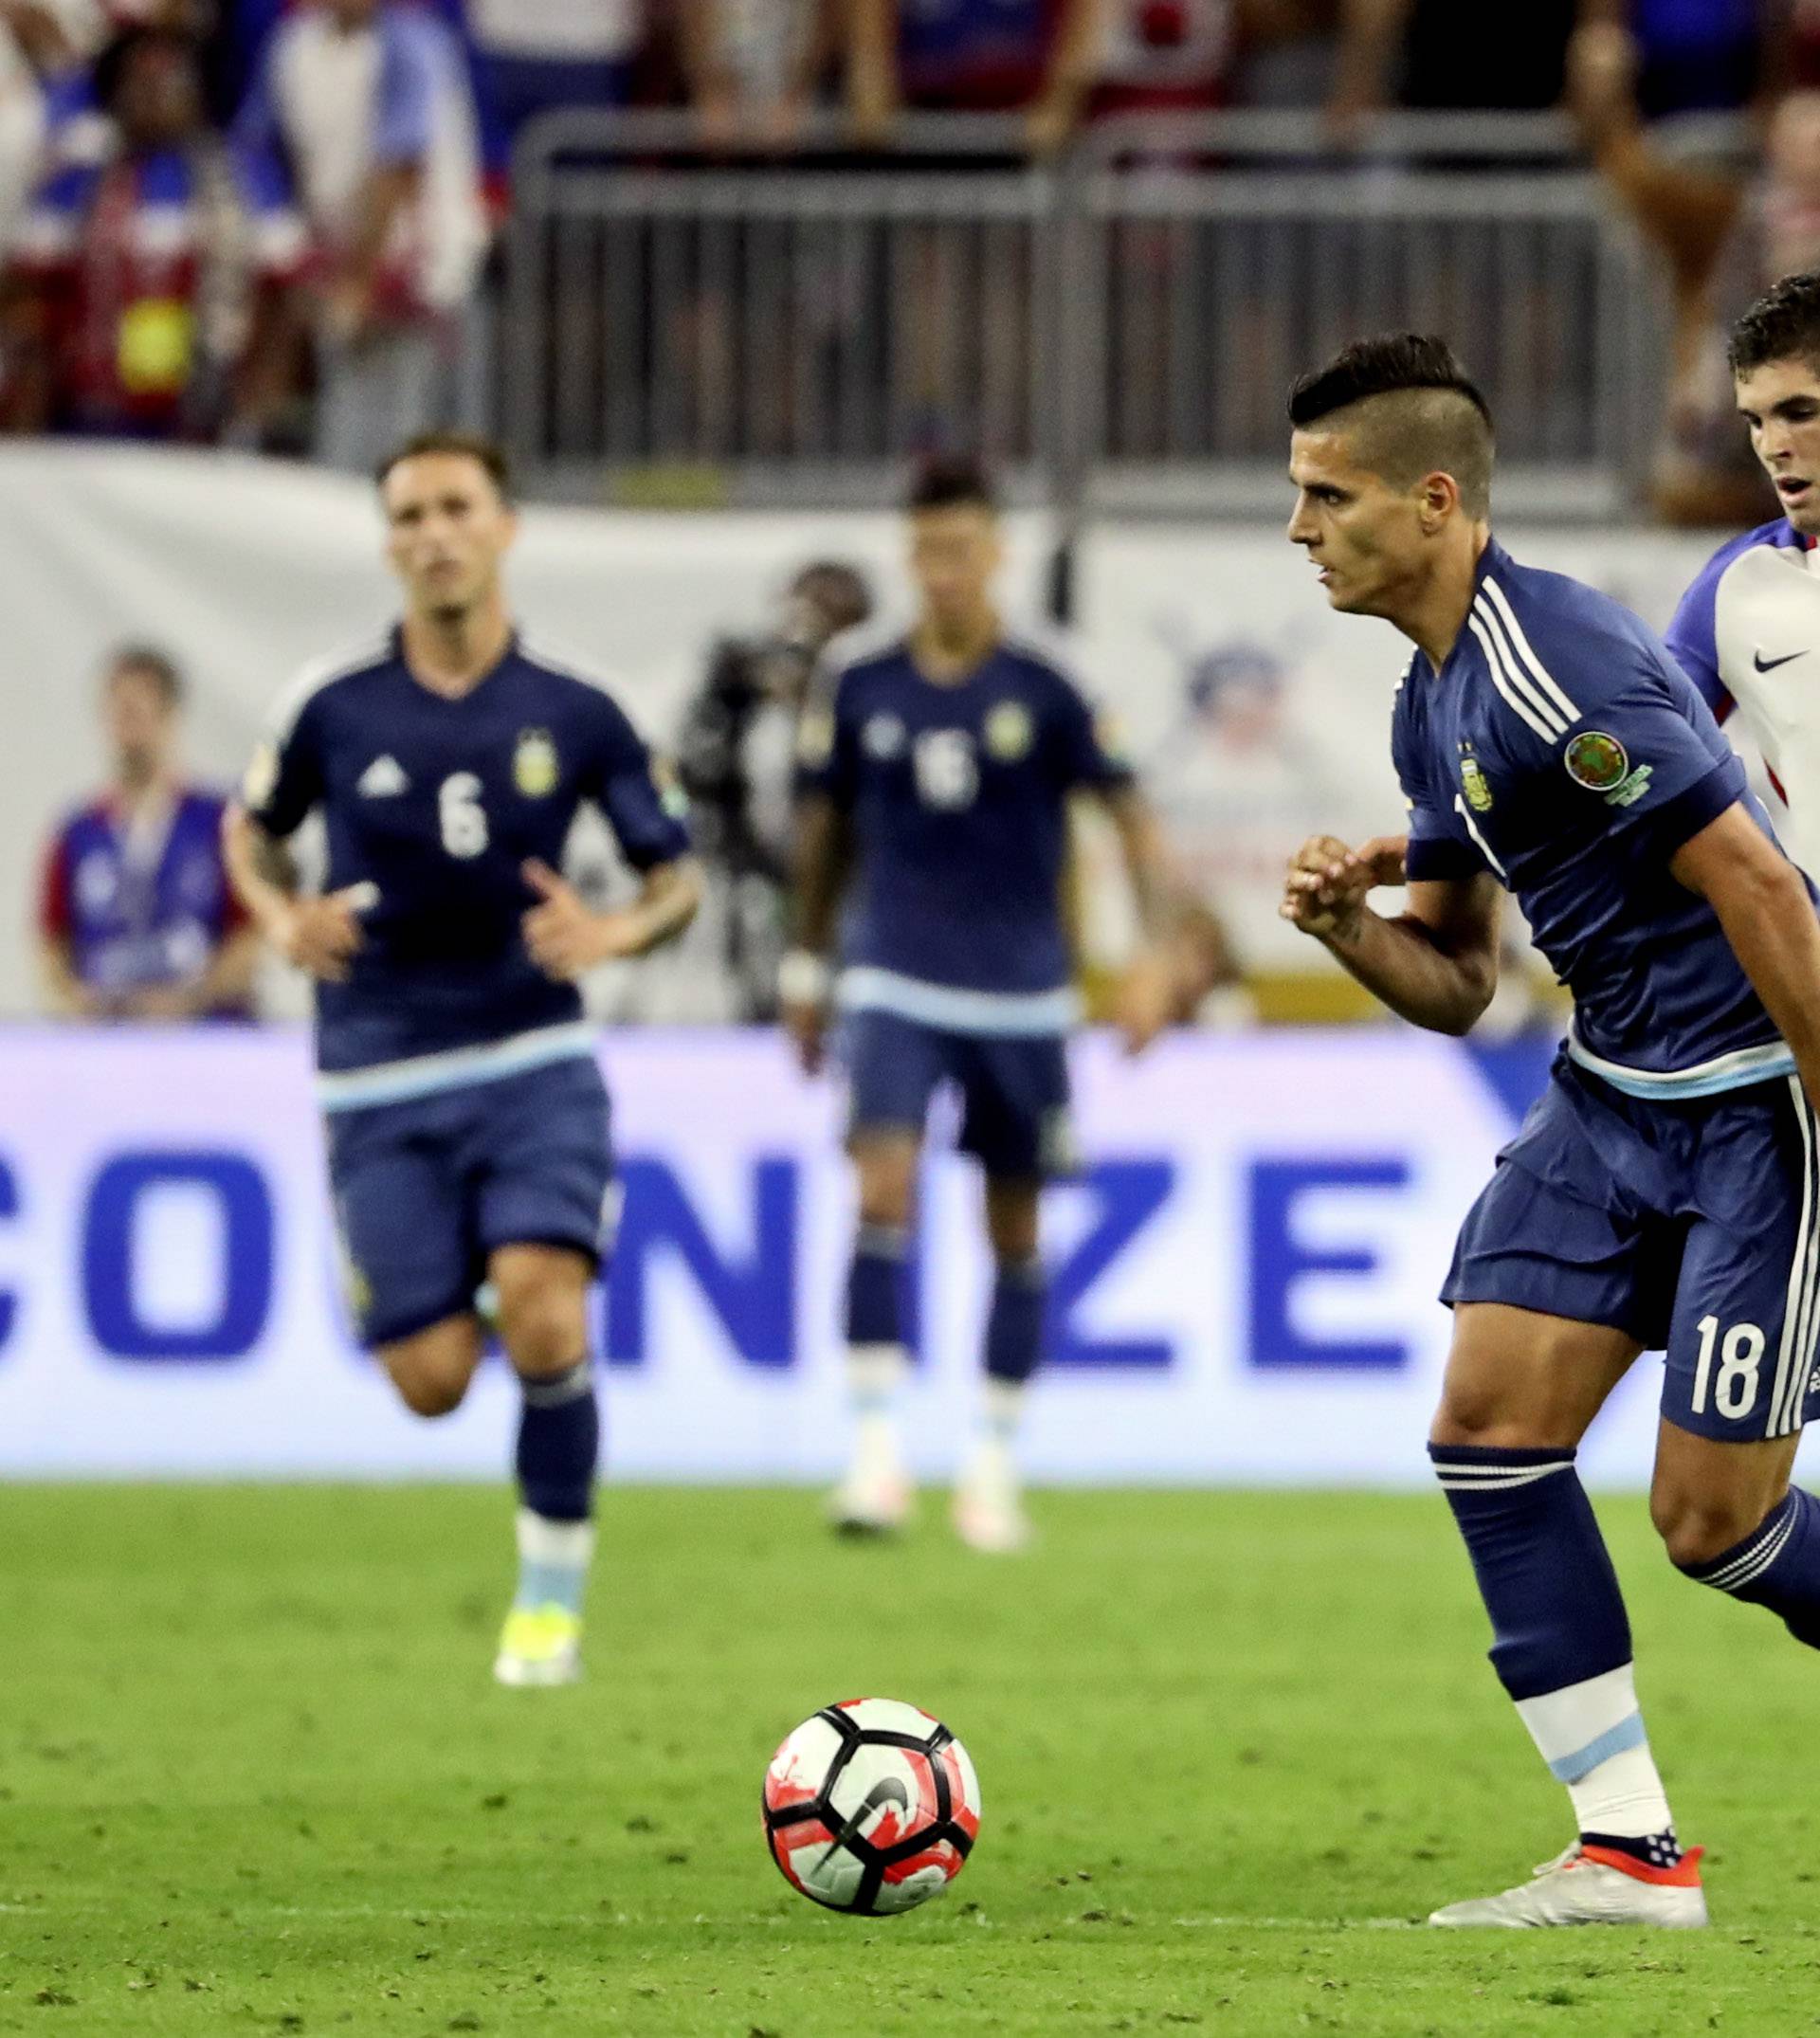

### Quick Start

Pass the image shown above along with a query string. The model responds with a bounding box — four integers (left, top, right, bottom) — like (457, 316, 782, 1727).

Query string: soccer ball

(762, 1698, 981, 1915)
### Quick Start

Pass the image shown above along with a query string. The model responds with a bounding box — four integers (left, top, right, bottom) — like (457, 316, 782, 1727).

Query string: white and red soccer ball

(762, 1699, 981, 1915)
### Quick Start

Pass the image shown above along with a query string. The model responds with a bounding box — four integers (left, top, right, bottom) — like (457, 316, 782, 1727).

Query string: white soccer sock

(847, 1343, 907, 1462)
(515, 1507, 594, 1614)
(980, 1377, 1026, 1449)
(1567, 1742, 1677, 1840)
(1514, 1663, 1675, 1840)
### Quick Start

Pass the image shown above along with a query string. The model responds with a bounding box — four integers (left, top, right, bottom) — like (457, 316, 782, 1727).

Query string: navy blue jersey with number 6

(245, 630, 690, 1079)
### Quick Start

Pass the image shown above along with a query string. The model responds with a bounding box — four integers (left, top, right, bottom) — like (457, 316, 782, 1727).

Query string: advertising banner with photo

(0, 1026, 1792, 1490)
(0, 445, 1740, 1017)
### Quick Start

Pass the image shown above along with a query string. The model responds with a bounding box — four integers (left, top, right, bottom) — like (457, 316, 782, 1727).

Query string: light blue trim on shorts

(1566, 1027, 1795, 1101)
(837, 966, 1078, 1038)
(316, 1021, 598, 1115)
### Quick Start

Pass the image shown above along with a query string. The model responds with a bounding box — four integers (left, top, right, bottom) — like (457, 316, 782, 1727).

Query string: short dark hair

(1288, 334, 1496, 516)
(105, 644, 184, 708)
(375, 431, 514, 500)
(905, 455, 997, 516)
(1729, 272, 1820, 380)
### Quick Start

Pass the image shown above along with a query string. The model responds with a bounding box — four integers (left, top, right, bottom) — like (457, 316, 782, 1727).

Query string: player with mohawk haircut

(1283, 333, 1820, 1927)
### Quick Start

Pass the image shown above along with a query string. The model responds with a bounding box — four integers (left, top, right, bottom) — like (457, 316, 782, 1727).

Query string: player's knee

(385, 1343, 475, 1419)
(1429, 1378, 1534, 1449)
(1650, 1481, 1777, 1571)
(985, 1182, 1041, 1263)
(854, 1155, 918, 1231)
(497, 1284, 588, 1379)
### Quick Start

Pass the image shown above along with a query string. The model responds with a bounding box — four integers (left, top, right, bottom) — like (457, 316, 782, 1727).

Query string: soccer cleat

(952, 1446, 1032, 1555)
(828, 1457, 914, 1537)
(493, 1604, 583, 1687)
(1428, 1842, 1708, 1928)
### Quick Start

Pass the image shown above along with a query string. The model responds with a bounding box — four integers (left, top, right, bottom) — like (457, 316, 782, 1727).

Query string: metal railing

(502, 110, 1671, 522)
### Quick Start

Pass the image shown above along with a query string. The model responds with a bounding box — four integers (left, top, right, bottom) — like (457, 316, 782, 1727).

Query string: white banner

(0, 445, 1738, 1015)
(0, 1027, 1784, 1488)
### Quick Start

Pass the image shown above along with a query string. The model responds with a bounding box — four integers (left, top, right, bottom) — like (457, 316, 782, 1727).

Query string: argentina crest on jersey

(984, 701, 1033, 760)
(514, 728, 560, 798)
(1458, 741, 1493, 813)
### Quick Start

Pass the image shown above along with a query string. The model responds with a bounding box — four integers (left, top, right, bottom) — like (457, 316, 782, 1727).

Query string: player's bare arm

(1101, 784, 1237, 1051)
(781, 791, 852, 1075)
(519, 854, 702, 981)
(221, 802, 373, 984)
(1282, 831, 1493, 1035)
(1672, 802, 1820, 1102)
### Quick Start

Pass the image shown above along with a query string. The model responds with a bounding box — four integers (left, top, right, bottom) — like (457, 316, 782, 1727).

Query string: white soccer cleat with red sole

(1429, 1842, 1708, 1928)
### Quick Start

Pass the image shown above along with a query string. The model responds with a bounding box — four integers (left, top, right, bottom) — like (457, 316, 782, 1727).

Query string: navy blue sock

(1429, 1445, 1680, 1853)
(516, 1358, 599, 1523)
(1429, 1444, 1634, 1699)
(984, 1255, 1046, 1386)
(846, 1224, 908, 1348)
(1679, 1488, 1820, 1649)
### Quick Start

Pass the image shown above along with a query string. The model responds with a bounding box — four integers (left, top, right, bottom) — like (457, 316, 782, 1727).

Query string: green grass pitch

(1, 1485, 1815, 2036)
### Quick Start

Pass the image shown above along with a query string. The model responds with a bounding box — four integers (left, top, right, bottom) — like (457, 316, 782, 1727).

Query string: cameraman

(677, 559, 874, 1021)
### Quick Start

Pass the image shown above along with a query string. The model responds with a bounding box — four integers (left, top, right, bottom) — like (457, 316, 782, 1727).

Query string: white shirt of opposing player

(1712, 540, 1820, 884)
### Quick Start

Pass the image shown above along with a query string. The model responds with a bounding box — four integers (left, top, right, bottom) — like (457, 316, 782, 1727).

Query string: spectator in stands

(2, 24, 303, 438)
(39, 646, 259, 1021)
(1574, 0, 1767, 122)
(1570, 18, 1808, 522)
(464, 1, 646, 154)
(1091, 0, 1236, 120)
(1793, 0, 1820, 87)
(1229, 0, 1340, 108)
(234, 0, 487, 470)
(677, 0, 839, 152)
(847, 0, 1104, 155)
(1325, 0, 1576, 137)
(0, 6, 100, 250)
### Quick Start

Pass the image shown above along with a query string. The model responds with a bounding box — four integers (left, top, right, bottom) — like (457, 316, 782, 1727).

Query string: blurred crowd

(0, 0, 1816, 532)
(1, 2, 1818, 476)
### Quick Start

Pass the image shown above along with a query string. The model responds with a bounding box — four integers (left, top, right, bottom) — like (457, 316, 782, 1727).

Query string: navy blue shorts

(325, 1056, 613, 1350)
(840, 1009, 1075, 1180)
(1444, 1054, 1820, 1442)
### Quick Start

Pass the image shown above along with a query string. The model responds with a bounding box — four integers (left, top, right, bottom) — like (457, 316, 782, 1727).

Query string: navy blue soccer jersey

(1395, 539, 1796, 1096)
(795, 634, 1132, 1028)
(246, 631, 690, 1081)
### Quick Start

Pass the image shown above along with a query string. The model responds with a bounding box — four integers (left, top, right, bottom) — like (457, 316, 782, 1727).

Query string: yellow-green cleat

(493, 1604, 583, 1687)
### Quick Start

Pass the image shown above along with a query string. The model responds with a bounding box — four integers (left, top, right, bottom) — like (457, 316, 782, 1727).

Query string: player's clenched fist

(274, 883, 375, 982)
(521, 859, 639, 980)
(1281, 834, 1407, 942)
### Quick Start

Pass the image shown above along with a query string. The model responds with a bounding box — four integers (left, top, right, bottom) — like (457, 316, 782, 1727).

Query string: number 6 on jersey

(439, 772, 488, 859)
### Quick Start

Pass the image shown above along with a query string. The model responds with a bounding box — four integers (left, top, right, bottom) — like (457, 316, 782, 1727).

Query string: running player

(224, 432, 700, 1687)
(1665, 271, 1820, 884)
(785, 456, 1208, 1554)
(1281, 336, 1820, 1927)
